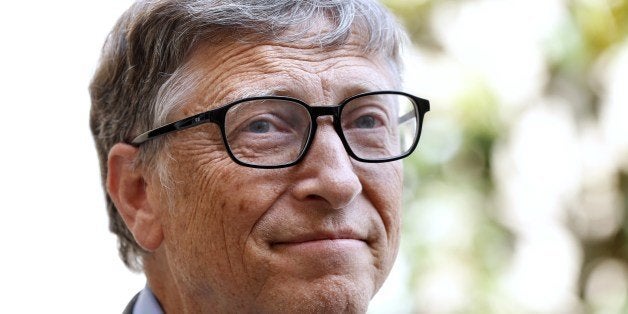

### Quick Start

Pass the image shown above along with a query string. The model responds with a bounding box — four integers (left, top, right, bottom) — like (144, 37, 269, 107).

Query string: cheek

(362, 160, 402, 202)
(358, 161, 403, 242)
(160, 141, 289, 289)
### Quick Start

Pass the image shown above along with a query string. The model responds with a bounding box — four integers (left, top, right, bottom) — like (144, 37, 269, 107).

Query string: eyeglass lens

(341, 93, 418, 160)
(224, 93, 419, 167)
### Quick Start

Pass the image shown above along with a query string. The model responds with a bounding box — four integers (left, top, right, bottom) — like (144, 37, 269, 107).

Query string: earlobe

(107, 143, 164, 252)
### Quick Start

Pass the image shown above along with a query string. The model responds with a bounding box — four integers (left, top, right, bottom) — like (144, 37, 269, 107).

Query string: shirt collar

(133, 285, 164, 314)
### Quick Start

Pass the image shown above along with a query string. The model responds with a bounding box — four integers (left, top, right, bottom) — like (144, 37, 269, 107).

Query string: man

(90, 0, 429, 313)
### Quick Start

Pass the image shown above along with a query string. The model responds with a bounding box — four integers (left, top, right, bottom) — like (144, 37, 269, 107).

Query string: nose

(291, 121, 362, 209)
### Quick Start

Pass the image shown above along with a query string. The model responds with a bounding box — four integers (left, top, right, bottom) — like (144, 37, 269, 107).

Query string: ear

(107, 143, 164, 252)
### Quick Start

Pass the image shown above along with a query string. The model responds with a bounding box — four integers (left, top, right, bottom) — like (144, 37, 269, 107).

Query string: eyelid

(228, 107, 306, 139)
(343, 99, 392, 120)
(341, 106, 390, 130)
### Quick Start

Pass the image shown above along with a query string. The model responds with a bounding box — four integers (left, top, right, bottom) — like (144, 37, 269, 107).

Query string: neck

(143, 251, 187, 313)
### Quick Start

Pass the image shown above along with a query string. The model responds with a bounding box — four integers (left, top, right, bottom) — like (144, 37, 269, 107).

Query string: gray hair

(89, 0, 408, 271)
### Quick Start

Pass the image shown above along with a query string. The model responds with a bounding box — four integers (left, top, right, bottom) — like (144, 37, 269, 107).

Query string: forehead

(180, 33, 398, 112)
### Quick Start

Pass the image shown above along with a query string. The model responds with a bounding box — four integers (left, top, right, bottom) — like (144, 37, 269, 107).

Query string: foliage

(381, 0, 628, 312)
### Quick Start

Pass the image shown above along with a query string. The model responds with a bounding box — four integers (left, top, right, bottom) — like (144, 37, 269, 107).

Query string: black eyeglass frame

(131, 90, 430, 169)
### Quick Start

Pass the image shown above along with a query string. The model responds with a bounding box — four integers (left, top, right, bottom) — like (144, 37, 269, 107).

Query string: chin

(252, 273, 375, 314)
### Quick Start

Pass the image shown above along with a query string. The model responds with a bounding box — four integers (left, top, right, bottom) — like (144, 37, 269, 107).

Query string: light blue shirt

(132, 286, 164, 314)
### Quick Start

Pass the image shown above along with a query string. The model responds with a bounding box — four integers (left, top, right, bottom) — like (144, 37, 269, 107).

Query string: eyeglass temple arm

(131, 112, 211, 145)
(397, 98, 430, 124)
(398, 111, 416, 124)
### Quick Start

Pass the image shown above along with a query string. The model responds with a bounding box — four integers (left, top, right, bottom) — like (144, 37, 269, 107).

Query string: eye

(353, 115, 377, 129)
(247, 120, 272, 133)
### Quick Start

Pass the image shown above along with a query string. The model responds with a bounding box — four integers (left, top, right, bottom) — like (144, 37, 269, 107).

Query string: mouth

(270, 231, 368, 251)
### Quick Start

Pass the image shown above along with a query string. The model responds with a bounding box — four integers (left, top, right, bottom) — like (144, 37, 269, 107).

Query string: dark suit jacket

(123, 292, 140, 314)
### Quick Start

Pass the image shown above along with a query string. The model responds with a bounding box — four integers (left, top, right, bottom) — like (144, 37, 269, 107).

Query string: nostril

(291, 170, 362, 210)
(304, 194, 326, 203)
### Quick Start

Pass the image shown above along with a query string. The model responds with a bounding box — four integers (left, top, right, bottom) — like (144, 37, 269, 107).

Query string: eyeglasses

(131, 90, 430, 169)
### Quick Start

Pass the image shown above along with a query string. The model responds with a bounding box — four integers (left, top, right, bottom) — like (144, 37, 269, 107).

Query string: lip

(271, 230, 367, 247)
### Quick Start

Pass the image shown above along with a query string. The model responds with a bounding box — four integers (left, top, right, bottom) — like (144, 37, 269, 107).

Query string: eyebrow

(219, 80, 389, 106)
(230, 88, 290, 100)
(342, 81, 386, 97)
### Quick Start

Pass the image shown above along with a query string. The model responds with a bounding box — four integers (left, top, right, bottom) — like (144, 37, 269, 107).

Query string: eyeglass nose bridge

(307, 104, 347, 138)
(308, 105, 341, 119)
(299, 104, 352, 161)
(302, 103, 344, 138)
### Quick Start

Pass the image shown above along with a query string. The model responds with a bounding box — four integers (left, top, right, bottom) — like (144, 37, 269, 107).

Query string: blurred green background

(371, 0, 628, 312)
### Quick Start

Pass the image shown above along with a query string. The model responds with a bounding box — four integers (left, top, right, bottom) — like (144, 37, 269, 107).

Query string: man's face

(149, 30, 403, 313)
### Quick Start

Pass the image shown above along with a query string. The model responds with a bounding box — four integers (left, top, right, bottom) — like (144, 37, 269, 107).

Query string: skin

(108, 26, 403, 313)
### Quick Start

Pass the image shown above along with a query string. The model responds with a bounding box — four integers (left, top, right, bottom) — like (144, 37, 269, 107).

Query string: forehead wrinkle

(250, 47, 390, 105)
(180, 43, 271, 105)
(199, 53, 324, 102)
(180, 34, 395, 115)
(262, 41, 396, 95)
(318, 59, 393, 95)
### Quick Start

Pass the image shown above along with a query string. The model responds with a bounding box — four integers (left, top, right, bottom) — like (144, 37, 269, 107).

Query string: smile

(270, 231, 368, 252)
